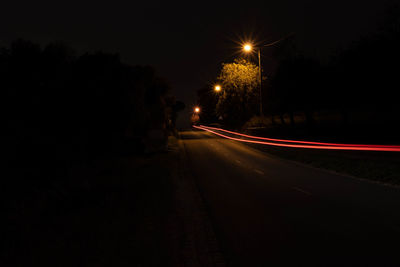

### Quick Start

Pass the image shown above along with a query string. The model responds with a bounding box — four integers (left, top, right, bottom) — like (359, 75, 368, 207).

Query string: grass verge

(248, 143, 400, 186)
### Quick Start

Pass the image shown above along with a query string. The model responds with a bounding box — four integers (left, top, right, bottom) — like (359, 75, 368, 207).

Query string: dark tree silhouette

(269, 56, 323, 127)
(1, 39, 184, 183)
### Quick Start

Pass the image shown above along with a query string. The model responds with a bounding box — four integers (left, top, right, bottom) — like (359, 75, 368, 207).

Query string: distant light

(215, 85, 221, 92)
(194, 107, 200, 113)
(243, 43, 252, 52)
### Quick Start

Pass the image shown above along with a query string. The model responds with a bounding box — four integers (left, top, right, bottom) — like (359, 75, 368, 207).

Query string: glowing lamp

(243, 44, 252, 52)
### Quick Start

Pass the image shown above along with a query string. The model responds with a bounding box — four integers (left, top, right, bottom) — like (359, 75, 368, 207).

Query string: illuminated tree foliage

(216, 58, 259, 128)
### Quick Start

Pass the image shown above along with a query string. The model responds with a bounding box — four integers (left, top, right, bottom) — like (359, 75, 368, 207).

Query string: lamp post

(214, 85, 221, 92)
(243, 43, 263, 116)
(242, 33, 294, 117)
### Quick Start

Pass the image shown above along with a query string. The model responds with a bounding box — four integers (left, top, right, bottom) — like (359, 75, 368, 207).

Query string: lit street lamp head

(243, 43, 252, 52)
(215, 85, 221, 92)
(194, 107, 200, 113)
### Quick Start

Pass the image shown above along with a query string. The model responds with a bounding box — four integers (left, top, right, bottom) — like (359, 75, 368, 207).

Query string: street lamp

(194, 107, 200, 113)
(243, 44, 252, 52)
(242, 33, 294, 117)
(243, 43, 263, 116)
(214, 85, 221, 92)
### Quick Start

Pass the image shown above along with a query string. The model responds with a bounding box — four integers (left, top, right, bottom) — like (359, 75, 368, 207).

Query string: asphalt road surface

(180, 130, 400, 267)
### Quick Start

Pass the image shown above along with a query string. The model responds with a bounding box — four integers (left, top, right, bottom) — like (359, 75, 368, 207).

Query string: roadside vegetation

(249, 143, 400, 185)
(1, 39, 186, 265)
(216, 59, 260, 128)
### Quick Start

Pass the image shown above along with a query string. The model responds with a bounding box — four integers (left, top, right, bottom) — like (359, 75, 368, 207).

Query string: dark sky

(1, 0, 395, 125)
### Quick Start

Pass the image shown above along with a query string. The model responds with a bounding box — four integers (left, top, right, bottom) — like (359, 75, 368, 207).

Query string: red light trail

(199, 125, 400, 148)
(193, 125, 400, 152)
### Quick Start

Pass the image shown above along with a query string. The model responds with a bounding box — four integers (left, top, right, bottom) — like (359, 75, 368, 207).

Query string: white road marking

(292, 187, 312, 196)
(254, 169, 264, 175)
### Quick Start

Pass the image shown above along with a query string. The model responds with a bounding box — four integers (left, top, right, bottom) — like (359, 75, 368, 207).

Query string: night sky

(1, 0, 395, 126)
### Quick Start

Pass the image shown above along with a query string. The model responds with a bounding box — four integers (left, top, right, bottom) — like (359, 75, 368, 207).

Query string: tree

(1, 39, 182, 160)
(329, 4, 400, 125)
(269, 56, 323, 127)
(216, 58, 259, 128)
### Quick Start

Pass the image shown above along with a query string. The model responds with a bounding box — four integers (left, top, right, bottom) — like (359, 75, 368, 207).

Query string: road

(180, 130, 400, 267)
